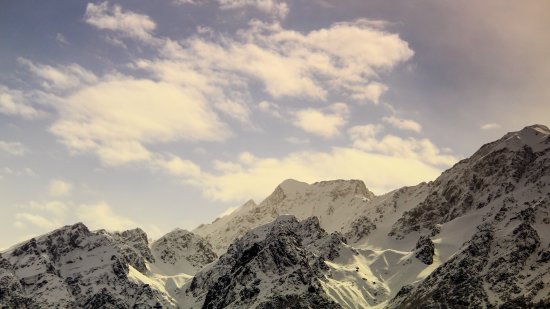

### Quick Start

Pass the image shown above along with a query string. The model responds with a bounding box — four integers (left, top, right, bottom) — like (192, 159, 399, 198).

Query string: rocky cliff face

(0, 223, 177, 308)
(182, 216, 346, 309)
(150, 228, 217, 276)
(387, 125, 550, 307)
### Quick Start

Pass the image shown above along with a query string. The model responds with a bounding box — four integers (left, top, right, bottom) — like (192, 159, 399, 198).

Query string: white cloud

(349, 125, 456, 167)
(14, 200, 68, 229)
(50, 78, 229, 167)
(14, 213, 60, 230)
(23, 200, 68, 217)
(2, 167, 36, 177)
(56, 33, 69, 45)
(0, 86, 41, 119)
(382, 116, 422, 133)
(77, 202, 137, 231)
(350, 82, 388, 103)
(104, 35, 127, 49)
(293, 103, 349, 138)
(49, 179, 72, 197)
(197, 147, 447, 202)
(284, 136, 310, 144)
(136, 18, 412, 104)
(258, 100, 282, 118)
(173, 0, 197, 4)
(153, 154, 202, 178)
(481, 123, 501, 130)
(218, 0, 289, 19)
(84, 2, 157, 43)
(0, 141, 26, 156)
(18, 58, 98, 91)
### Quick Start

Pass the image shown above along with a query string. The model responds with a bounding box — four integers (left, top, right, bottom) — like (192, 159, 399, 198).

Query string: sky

(0, 0, 549, 248)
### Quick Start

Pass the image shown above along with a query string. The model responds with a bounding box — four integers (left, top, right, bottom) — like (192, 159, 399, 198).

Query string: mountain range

(1, 124, 549, 308)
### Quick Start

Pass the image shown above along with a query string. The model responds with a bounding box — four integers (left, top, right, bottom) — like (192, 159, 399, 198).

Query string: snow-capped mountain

(0, 223, 177, 308)
(179, 216, 345, 308)
(193, 124, 550, 307)
(194, 179, 376, 255)
(2, 124, 550, 308)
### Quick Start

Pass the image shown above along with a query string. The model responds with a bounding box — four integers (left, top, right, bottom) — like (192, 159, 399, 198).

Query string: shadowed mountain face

(2, 125, 550, 308)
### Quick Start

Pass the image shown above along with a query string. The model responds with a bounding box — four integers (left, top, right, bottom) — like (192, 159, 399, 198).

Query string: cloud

(153, 154, 202, 178)
(258, 100, 282, 118)
(23, 200, 68, 217)
(349, 125, 456, 167)
(293, 103, 349, 138)
(0, 141, 26, 156)
(2, 167, 36, 177)
(18, 58, 98, 91)
(84, 2, 157, 43)
(0, 86, 41, 119)
(76, 202, 137, 231)
(14, 200, 68, 229)
(350, 82, 388, 103)
(197, 147, 447, 202)
(14, 213, 60, 230)
(49, 179, 72, 197)
(56, 33, 69, 45)
(218, 0, 289, 19)
(173, 0, 197, 4)
(480, 123, 501, 130)
(382, 116, 422, 133)
(50, 78, 229, 167)
(284, 136, 310, 144)
(13, 199, 137, 234)
(136, 18, 412, 104)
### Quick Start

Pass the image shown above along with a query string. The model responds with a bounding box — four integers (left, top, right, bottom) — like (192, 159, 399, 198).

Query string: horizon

(1, 0, 549, 249)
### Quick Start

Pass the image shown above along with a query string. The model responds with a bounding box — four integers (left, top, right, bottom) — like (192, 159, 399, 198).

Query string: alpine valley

(2, 125, 550, 308)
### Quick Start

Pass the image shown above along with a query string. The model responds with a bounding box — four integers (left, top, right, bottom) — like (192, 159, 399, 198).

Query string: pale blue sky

(1, 0, 549, 248)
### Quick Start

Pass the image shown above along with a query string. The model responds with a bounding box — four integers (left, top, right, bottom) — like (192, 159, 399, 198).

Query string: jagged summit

(276, 178, 310, 196)
(241, 199, 257, 210)
(473, 124, 550, 160)
(182, 215, 345, 308)
(194, 178, 375, 254)
(499, 124, 550, 151)
(150, 228, 217, 276)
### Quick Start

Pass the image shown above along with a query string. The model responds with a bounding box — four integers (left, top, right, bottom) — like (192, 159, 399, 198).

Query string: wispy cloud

(77, 202, 137, 231)
(0, 86, 42, 119)
(84, 2, 156, 43)
(293, 103, 349, 138)
(480, 123, 501, 130)
(0, 141, 26, 156)
(383, 116, 422, 133)
(55, 33, 70, 45)
(49, 179, 72, 197)
(218, 0, 289, 19)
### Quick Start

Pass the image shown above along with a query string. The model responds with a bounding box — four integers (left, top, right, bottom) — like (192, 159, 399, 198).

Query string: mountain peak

(498, 124, 550, 152)
(522, 124, 550, 133)
(277, 178, 310, 194)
